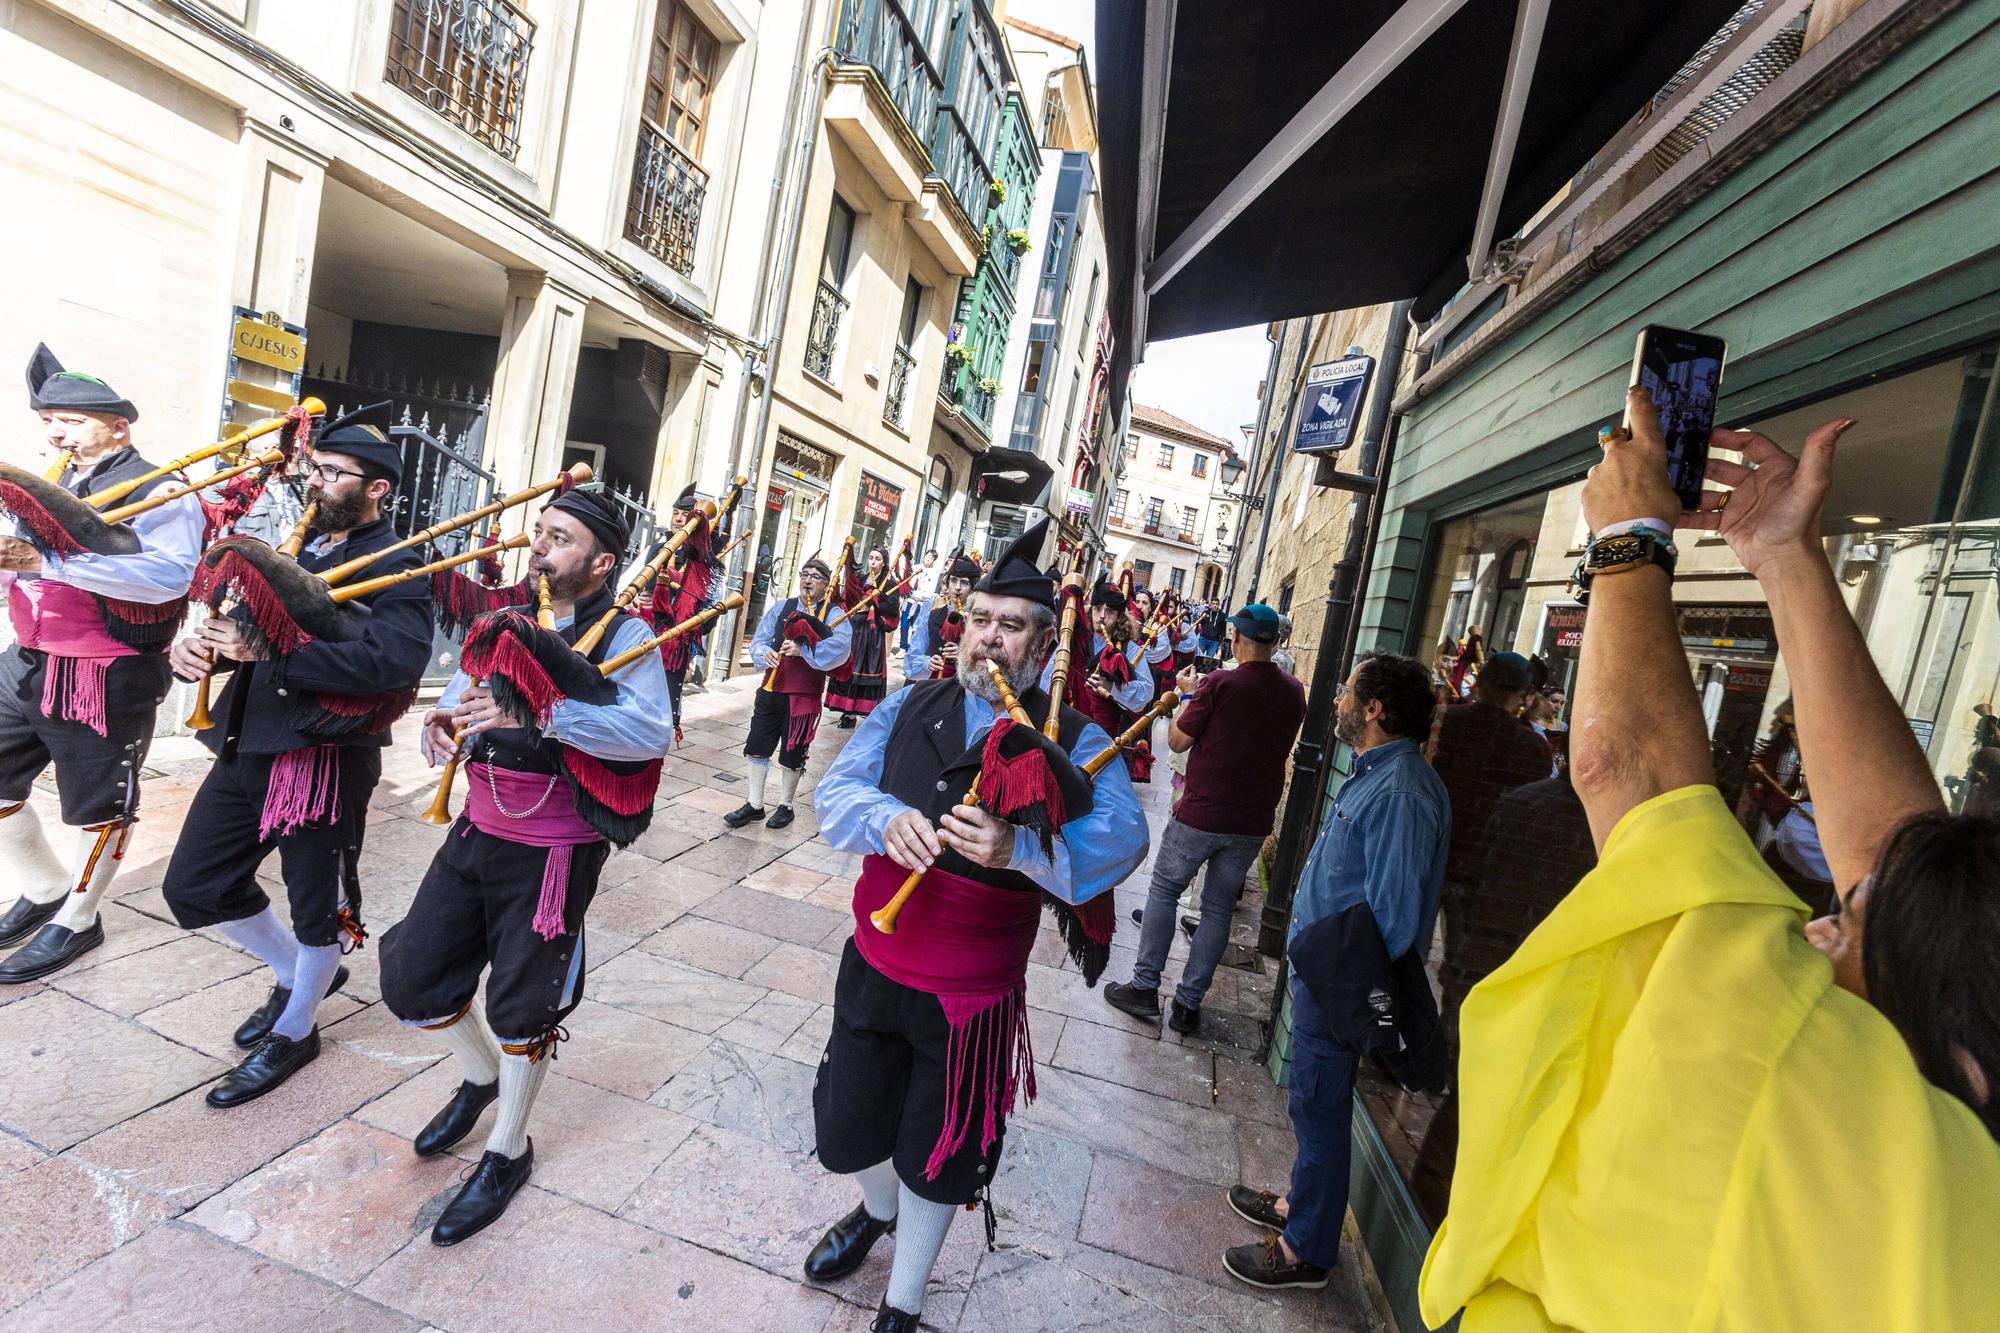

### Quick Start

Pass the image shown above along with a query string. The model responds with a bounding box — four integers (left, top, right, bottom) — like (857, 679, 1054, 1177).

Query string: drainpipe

(715, 4, 839, 674)
(1242, 319, 1315, 605)
(1220, 327, 1285, 613)
(1257, 299, 1418, 964)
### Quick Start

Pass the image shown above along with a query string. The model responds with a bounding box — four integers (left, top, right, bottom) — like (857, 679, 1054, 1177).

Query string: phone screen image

(1630, 326, 1726, 510)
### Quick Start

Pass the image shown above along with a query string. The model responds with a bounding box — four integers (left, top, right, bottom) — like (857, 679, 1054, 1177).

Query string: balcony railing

(834, 0, 993, 220)
(624, 122, 708, 276)
(884, 344, 916, 427)
(386, 0, 535, 161)
(805, 280, 848, 381)
(939, 363, 994, 431)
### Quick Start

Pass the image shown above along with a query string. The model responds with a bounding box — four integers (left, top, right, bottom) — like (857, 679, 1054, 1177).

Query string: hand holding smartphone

(1625, 325, 1728, 511)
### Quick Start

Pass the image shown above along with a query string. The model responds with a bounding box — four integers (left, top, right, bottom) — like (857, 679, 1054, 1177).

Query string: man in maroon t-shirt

(1105, 604, 1306, 1034)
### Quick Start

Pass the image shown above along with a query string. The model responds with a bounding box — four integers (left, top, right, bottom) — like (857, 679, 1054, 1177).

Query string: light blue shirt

(815, 683, 1150, 905)
(4, 486, 202, 605)
(439, 610, 672, 762)
(1290, 737, 1451, 959)
(749, 598, 852, 673)
(1039, 634, 1154, 714)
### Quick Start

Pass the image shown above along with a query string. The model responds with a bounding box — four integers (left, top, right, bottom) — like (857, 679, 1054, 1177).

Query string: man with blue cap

(0, 345, 202, 982)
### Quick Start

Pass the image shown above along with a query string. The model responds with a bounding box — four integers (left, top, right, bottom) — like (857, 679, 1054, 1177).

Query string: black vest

(57, 446, 188, 653)
(209, 516, 424, 758)
(879, 678, 1089, 893)
(471, 583, 650, 778)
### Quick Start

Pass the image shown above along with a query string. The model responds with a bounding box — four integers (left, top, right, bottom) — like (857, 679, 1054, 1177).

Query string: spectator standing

(900, 549, 939, 653)
(1103, 604, 1306, 1033)
(1222, 650, 1449, 1291)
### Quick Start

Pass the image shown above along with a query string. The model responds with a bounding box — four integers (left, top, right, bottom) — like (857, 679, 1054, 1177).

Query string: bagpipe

(420, 573, 747, 841)
(644, 477, 749, 667)
(0, 401, 323, 651)
(826, 534, 914, 632)
(182, 464, 588, 739)
(574, 475, 742, 656)
(1054, 567, 1152, 780)
(870, 659, 1182, 980)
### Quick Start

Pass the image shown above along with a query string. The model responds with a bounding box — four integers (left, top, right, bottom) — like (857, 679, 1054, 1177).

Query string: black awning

(971, 446, 1055, 508)
(1098, 0, 1749, 367)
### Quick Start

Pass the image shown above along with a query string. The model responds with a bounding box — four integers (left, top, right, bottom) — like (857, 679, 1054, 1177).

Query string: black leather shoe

(870, 1301, 920, 1332)
(1169, 1000, 1201, 1036)
(206, 1029, 321, 1108)
(765, 804, 796, 830)
(233, 965, 351, 1049)
(836, 713, 857, 729)
(0, 897, 62, 950)
(431, 1143, 534, 1246)
(723, 802, 766, 828)
(1102, 980, 1161, 1023)
(0, 919, 104, 984)
(415, 1079, 500, 1157)
(802, 1203, 896, 1282)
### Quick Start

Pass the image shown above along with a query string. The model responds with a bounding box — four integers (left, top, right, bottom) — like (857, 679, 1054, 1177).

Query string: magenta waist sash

(8, 579, 138, 658)
(463, 762, 602, 846)
(464, 762, 602, 942)
(852, 853, 1040, 997)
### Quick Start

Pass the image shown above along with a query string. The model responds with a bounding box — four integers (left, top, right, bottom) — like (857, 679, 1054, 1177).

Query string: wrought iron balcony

(386, 0, 535, 161)
(834, 0, 995, 221)
(805, 280, 848, 381)
(884, 343, 916, 428)
(625, 122, 708, 276)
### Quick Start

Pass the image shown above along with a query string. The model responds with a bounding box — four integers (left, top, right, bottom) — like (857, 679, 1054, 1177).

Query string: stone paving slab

(0, 672, 1376, 1330)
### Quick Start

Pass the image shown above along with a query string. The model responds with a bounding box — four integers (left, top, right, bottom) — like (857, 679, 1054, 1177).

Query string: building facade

(1238, 3, 2000, 1326)
(1104, 404, 1237, 600)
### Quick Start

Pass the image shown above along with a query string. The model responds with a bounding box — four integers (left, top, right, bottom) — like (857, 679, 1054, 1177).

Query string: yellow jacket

(1418, 786, 2000, 1331)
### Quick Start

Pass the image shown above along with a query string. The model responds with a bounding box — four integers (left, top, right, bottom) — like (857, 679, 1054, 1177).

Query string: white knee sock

(414, 1005, 501, 1086)
(884, 1184, 955, 1315)
(0, 802, 67, 906)
(51, 822, 128, 933)
(486, 1048, 550, 1161)
(746, 758, 771, 810)
(274, 942, 340, 1041)
(854, 1157, 900, 1223)
(214, 908, 299, 989)
(777, 765, 803, 809)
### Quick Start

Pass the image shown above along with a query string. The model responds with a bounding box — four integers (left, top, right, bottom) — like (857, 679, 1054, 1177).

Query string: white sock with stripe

(50, 822, 128, 933)
(416, 1004, 501, 1087)
(0, 802, 67, 906)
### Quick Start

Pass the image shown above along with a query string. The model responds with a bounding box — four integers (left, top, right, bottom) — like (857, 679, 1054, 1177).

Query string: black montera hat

(26, 343, 139, 421)
(314, 402, 405, 483)
(973, 518, 1055, 610)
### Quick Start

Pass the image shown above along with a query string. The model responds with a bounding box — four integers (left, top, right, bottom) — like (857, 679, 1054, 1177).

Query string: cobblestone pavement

(0, 670, 1381, 1331)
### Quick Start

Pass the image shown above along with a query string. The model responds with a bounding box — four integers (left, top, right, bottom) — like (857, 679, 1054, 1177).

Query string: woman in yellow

(1418, 391, 2000, 1331)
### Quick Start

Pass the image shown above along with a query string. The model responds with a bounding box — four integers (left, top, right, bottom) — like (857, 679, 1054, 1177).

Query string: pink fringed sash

(852, 854, 1041, 1179)
(10, 580, 134, 734)
(260, 745, 341, 840)
(464, 762, 604, 941)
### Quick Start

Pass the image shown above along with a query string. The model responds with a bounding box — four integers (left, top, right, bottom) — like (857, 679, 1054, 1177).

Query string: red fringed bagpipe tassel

(95, 594, 188, 651)
(978, 717, 1074, 858)
(556, 749, 661, 847)
(297, 686, 420, 739)
(0, 465, 131, 560)
(189, 550, 317, 656)
(458, 608, 616, 731)
(433, 569, 533, 639)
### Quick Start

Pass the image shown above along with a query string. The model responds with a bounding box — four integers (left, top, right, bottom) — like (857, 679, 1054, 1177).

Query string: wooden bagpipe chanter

(0, 399, 327, 650)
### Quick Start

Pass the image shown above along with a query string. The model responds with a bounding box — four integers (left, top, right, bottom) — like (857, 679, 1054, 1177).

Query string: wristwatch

(1571, 530, 1676, 605)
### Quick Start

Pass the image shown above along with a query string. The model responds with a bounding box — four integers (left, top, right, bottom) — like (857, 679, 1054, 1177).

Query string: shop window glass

(1361, 344, 2000, 1228)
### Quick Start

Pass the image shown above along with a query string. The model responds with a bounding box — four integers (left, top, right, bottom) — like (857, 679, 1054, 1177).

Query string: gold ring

(1598, 425, 1629, 445)
(1717, 491, 1731, 511)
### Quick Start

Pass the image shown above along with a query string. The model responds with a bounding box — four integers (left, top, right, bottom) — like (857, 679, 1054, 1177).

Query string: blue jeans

(1130, 818, 1263, 1009)
(1281, 969, 1356, 1270)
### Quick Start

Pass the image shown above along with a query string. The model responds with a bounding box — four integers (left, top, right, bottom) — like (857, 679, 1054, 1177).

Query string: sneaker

(723, 802, 766, 828)
(1169, 1000, 1201, 1036)
(1222, 1232, 1329, 1291)
(1179, 913, 1200, 940)
(1227, 1185, 1287, 1230)
(1102, 981, 1161, 1023)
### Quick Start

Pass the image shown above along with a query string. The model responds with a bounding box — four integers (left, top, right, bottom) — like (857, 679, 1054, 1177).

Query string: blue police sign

(1291, 355, 1375, 455)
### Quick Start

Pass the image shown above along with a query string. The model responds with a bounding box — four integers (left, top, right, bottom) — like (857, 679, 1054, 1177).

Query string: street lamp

(1218, 455, 1246, 489)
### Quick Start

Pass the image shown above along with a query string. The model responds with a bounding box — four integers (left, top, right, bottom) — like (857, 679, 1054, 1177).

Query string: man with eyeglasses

(162, 402, 434, 1106)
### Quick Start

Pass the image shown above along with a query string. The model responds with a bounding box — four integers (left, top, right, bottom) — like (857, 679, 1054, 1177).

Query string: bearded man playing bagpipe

(802, 519, 1149, 1331)
(381, 485, 670, 1247)
(0, 346, 204, 982)
(162, 402, 432, 1105)
(725, 555, 852, 831)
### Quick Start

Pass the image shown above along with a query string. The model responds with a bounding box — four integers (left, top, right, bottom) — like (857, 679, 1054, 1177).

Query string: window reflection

(1367, 344, 2000, 1226)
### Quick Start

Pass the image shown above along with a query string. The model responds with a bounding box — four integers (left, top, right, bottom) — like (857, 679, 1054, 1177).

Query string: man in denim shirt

(1224, 650, 1449, 1291)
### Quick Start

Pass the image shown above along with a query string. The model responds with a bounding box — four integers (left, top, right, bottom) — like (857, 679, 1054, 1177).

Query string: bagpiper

(724, 557, 852, 830)
(382, 486, 670, 1245)
(0, 346, 202, 981)
(645, 482, 719, 748)
(162, 402, 433, 1105)
(902, 552, 980, 680)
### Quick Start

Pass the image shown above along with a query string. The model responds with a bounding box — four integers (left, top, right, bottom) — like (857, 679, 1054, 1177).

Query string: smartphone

(1626, 325, 1728, 510)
